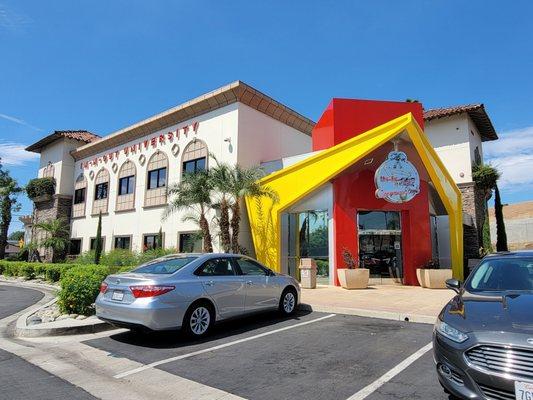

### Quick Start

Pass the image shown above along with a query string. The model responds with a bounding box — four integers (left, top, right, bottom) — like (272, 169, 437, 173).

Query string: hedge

(0, 260, 132, 283)
(26, 177, 56, 200)
(58, 265, 112, 315)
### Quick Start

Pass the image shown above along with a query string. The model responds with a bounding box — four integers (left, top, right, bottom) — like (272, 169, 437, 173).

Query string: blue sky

(1, 1, 533, 233)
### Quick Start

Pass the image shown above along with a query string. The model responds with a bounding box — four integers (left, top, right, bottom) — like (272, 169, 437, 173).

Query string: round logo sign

(374, 151, 420, 204)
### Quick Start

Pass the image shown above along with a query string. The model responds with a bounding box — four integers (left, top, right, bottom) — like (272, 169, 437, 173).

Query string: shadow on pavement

(105, 309, 313, 349)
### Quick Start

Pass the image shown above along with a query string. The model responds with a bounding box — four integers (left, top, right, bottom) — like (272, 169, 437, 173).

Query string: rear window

(465, 257, 533, 292)
(131, 257, 197, 274)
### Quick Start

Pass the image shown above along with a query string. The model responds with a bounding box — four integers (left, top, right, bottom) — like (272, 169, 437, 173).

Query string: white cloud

(0, 112, 42, 131)
(0, 3, 32, 31)
(484, 126, 533, 191)
(0, 141, 39, 166)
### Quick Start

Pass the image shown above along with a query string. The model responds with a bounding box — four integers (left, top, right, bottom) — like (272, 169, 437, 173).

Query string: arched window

(116, 160, 136, 212)
(182, 139, 208, 175)
(92, 168, 110, 215)
(72, 173, 87, 218)
(145, 151, 168, 207)
(42, 162, 55, 178)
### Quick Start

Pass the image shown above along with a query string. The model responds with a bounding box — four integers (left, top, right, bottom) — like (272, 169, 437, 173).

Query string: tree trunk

(230, 201, 241, 254)
(0, 196, 12, 260)
(199, 213, 213, 252)
(219, 197, 231, 252)
(494, 185, 508, 252)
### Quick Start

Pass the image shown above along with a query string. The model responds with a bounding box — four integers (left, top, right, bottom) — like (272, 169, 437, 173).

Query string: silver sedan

(95, 253, 301, 337)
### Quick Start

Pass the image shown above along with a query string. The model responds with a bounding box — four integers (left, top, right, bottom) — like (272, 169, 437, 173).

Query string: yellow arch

(245, 113, 464, 280)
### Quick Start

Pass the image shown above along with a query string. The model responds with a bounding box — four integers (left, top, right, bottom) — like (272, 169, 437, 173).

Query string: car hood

(442, 291, 533, 334)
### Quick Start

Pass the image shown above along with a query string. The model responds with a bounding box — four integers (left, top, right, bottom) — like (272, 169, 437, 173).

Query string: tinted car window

(466, 257, 533, 292)
(196, 258, 235, 276)
(237, 258, 267, 276)
(132, 257, 197, 274)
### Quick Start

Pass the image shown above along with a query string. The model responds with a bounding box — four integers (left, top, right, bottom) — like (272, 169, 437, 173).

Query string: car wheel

(279, 288, 297, 316)
(183, 302, 214, 338)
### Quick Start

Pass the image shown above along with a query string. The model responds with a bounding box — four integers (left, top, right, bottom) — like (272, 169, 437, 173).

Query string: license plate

(515, 381, 533, 400)
(111, 291, 124, 301)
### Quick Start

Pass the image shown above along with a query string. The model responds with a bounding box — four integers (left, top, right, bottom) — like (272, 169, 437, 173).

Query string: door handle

(205, 281, 215, 286)
(246, 280, 253, 285)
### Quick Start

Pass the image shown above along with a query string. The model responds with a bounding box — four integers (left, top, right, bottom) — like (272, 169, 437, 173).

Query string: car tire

(183, 301, 214, 338)
(279, 287, 297, 316)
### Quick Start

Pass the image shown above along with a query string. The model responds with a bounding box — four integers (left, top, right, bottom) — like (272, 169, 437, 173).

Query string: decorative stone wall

(458, 182, 489, 259)
(32, 194, 72, 262)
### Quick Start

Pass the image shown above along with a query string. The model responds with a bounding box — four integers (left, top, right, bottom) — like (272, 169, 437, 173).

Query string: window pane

(132, 257, 198, 275)
(237, 259, 267, 276)
(95, 183, 108, 200)
(195, 158, 206, 171)
(148, 170, 157, 190)
(196, 259, 235, 276)
(128, 176, 135, 193)
(69, 239, 81, 255)
(179, 232, 202, 252)
(90, 238, 103, 250)
(115, 236, 130, 249)
(158, 168, 166, 187)
(74, 188, 85, 204)
(183, 161, 194, 174)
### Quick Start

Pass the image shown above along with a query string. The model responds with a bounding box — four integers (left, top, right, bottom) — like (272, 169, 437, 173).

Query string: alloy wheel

(190, 306, 210, 335)
(283, 292, 295, 313)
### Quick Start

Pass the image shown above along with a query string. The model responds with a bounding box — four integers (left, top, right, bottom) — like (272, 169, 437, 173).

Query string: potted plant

(416, 258, 452, 289)
(337, 247, 369, 289)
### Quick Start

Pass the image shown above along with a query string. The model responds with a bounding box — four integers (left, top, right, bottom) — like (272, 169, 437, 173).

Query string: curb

(0, 279, 114, 337)
(298, 303, 437, 325)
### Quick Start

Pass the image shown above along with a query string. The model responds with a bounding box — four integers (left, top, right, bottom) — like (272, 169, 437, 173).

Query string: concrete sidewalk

(300, 284, 455, 324)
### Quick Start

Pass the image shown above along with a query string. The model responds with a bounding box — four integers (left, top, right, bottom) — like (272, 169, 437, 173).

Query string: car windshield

(465, 257, 533, 292)
(131, 256, 197, 275)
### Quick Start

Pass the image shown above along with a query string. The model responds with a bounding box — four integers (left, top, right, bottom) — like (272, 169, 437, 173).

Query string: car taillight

(99, 282, 108, 294)
(130, 285, 175, 298)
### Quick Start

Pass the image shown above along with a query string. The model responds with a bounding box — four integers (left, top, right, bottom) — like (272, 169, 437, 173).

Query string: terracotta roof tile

(26, 130, 100, 153)
(423, 104, 498, 141)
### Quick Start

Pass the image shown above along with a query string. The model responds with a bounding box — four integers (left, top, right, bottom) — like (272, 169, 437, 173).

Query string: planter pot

(337, 268, 369, 289)
(416, 269, 452, 289)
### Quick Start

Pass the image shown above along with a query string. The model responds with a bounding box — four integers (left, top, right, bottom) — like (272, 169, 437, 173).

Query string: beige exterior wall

(69, 102, 310, 254)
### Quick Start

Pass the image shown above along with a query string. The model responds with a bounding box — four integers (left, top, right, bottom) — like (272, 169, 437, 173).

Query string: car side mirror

(446, 278, 461, 294)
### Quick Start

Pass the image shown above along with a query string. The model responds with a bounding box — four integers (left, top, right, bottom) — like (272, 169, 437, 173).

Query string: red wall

(332, 150, 432, 286)
(312, 98, 430, 286)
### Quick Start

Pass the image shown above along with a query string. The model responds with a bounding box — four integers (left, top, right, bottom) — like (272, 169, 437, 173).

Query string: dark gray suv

(434, 251, 533, 400)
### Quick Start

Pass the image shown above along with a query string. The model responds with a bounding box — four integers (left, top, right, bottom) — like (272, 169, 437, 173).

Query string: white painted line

(346, 342, 433, 400)
(114, 313, 336, 379)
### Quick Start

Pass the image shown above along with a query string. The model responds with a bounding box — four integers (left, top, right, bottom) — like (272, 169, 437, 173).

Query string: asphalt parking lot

(85, 311, 451, 400)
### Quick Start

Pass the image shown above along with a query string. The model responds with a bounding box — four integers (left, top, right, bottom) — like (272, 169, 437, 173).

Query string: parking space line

(346, 342, 433, 400)
(114, 313, 336, 379)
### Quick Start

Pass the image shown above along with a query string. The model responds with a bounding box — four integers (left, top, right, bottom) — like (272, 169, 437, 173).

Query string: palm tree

(0, 160, 22, 259)
(209, 156, 233, 252)
(35, 218, 70, 262)
(164, 171, 214, 252)
(227, 164, 278, 253)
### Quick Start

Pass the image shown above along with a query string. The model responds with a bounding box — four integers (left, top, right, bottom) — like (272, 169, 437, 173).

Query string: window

(182, 157, 206, 175)
(466, 258, 533, 292)
(143, 234, 162, 251)
(147, 168, 166, 189)
(358, 211, 400, 231)
(179, 232, 203, 253)
(69, 239, 82, 255)
(118, 175, 135, 195)
(74, 188, 86, 204)
(236, 258, 268, 276)
(114, 236, 131, 250)
(132, 256, 198, 275)
(195, 258, 236, 276)
(94, 182, 108, 200)
(90, 237, 105, 250)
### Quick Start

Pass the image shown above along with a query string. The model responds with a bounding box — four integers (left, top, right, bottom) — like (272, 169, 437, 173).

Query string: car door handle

(246, 280, 254, 286)
(205, 281, 215, 286)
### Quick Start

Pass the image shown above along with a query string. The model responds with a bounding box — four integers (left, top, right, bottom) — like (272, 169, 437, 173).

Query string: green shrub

(101, 249, 139, 267)
(19, 263, 35, 279)
(136, 248, 178, 264)
(2, 262, 20, 277)
(315, 259, 329, 276)
(58, 265, 111, 315)
(26, 177, 56, 200)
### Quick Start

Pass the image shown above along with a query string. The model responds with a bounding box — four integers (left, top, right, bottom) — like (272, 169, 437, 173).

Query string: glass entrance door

(357, 211, 403, 284)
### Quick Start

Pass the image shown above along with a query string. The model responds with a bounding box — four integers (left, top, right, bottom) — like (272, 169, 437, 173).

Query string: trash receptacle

(299, 258, 317, 289)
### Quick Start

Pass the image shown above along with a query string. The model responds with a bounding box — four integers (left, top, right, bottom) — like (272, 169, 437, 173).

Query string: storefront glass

(357, 211, 403, 283)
